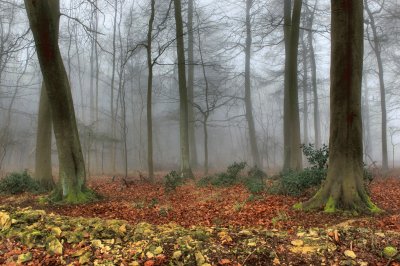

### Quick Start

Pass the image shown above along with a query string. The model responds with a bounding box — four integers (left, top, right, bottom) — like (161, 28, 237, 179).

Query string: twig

(242, 248, 258, 265)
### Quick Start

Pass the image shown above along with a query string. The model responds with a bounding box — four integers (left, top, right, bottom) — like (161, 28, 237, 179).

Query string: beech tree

(283, 0, 303, 171)
(298, 0, 380, 213)
(25, 0, 92, 203)
(34, 83, 54, 190)
(174, 0, 193, 178)
(364, 0, 388, 172)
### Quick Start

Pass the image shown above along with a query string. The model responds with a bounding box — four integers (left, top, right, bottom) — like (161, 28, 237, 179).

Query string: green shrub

(0, 170, 42, 195)
(164, 171, 184, 193)
(269, 168, 327, 196)
(197, 162, 247, 187)
(244, 166, 267, 194)
(301, 143, 329, 170)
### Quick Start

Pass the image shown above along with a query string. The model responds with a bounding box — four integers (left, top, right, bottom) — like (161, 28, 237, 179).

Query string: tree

(173, 0, 193, 178)
(364, 0, 388, 172)
(25, 0, 92, 203)
(187, 0, 199, 168)
(298, 0, 380, 213)
(306, 0, 321, 149)
(283, 0, 303, 171)
(244, 0, 261, 167)
(34, 82, 54, 190)
(147, 0, 156, 180)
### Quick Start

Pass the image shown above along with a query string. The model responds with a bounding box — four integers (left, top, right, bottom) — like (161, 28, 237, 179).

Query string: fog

(1, 0, 400, 176)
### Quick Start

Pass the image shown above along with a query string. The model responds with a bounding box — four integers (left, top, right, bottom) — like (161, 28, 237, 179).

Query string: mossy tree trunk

(299, 0, 380, 214)
(283, 0, 303, 172)
(174, 0, 193, 178)
(35, 82, 54, 191)
(25, 0, 91, 203)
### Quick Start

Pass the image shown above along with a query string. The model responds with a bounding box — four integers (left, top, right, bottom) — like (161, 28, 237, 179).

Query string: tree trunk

(301, 28, 309, 145)
(147, 0, 155, 180)
(203, 117, 208, 175)
(299, 0, 380, 213)
(283, 0, 303, 171)
(35, 82, 54, 190)
(111, 0, 118, 173)
(245, 0, 261, 168)
(364, 0, 388, 172)
(25, 0, 91, 203)
(174, 0, 193, 178)
(187, 0, 198, 168)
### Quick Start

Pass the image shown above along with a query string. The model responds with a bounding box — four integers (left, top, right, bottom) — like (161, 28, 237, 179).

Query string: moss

(293, 202, 303, 210)
(49, 186, 98, 204)
(324, 196, 336, 213)
(365, 197, 382, 214)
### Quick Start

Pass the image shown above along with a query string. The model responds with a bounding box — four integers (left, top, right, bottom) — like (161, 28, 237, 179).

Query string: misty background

(1, 0, 399, 175)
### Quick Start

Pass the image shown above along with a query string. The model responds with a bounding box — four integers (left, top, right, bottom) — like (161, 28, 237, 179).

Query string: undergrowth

(0, 171, 43, 195)
(269, 144, 375, 196)
(197, 162, 267, 194)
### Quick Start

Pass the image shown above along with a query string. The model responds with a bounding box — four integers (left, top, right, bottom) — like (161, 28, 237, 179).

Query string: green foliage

(197, 162, 247, 187)
(301, 143, 329, 170)
(0, 171, 43, 195)
(243, 166, 267, 194)
(164, 171, 184, 193)
(269, 168, 327, 196)
(197, 163, 267, 194)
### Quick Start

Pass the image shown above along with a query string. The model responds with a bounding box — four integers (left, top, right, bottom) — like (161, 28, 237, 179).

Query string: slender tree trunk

(111, 0, 118, 173)
(301, 28, 309, 145)
(362, 74, 372, 161)
(245, 0, 261, 167)
(299, 0, 380, 213)
(174, 0, 193, 178)
(187, 0, 198, 168)
(203, 116, 208, 175)
(364, 0, 388, 172)
(25, 0, 91, 203)
(35, 82, 54, 190)
(283, 0, 303, 171)
(147, 0, 155, 180)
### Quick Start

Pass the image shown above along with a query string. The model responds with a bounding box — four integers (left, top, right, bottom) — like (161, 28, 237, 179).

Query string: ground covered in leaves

(0, 175, 400, 265)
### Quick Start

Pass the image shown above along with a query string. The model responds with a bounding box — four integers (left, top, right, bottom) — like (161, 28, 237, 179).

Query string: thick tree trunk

(174, 0, 193, 178)
(364, 0, 388, 172)
(187, 0, 198, 168)
(35, 82, 54, 190)
(147, 0, 155, 180)
(283, 0, 303, 171)
(25, 0, 92, 203)
(245, 0, 261, 168)
(299, 0, 380, 213)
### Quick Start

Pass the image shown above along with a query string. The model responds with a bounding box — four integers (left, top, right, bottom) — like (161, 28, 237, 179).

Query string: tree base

(294, 189, 382, 215)
(49, 186, 99, 204)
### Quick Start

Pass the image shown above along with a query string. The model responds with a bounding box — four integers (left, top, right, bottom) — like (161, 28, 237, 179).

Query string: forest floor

(0, 174, 400, 265)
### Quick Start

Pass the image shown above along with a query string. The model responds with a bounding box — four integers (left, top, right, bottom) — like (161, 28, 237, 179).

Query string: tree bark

(25, 0, 91, 203)
(307, 3, 321, 149)
(283, 0, 303, 171)
(245, 0, 261, 168)
(174, 0, 193, 178)
(147, 0, 155, 180)
(35, 82, 54, 190)
(364, 0, 388, 172)
(299, 0, 380, 213)
(300, 27, 309, 145)
(187, 0, 198, 168)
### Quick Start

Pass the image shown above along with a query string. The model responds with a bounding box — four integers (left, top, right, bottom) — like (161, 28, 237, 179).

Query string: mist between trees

(1, 0, 400, 178)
